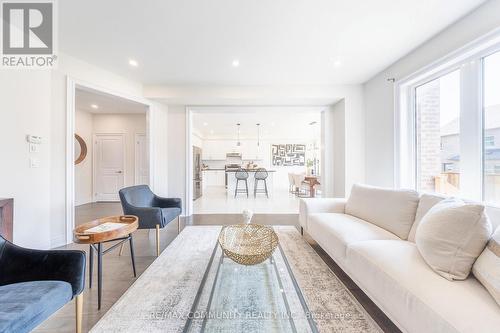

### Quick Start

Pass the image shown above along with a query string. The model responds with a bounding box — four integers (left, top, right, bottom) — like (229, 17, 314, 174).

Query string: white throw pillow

(345, 184, 419, 239)
(415, 198, 492, 281)
(408, 193, 445, 242)
(473, 227, 500, 306)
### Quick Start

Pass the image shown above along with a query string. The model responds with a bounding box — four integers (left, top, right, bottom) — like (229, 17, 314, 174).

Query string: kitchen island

(226, 169, 275, 196)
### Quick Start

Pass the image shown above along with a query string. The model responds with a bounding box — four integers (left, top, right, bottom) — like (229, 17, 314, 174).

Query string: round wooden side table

(74, 215, 138, 310)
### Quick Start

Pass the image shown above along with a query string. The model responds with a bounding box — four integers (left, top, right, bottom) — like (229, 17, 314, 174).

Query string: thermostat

(26, 135, 42, 144)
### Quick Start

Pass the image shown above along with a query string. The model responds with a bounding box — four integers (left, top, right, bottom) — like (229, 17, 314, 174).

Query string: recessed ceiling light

(331, 58, 342, 68)
(128, 59, 138, 67)
(90, 104, 99, 109)
(210, 130, 214, 134)
(203, 122, 208, 126)
(270, 122, 276, 127)
(231, 59, 240, 67)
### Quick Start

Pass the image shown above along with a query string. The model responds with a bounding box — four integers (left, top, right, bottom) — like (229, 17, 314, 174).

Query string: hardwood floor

(35, 204, 400, 333)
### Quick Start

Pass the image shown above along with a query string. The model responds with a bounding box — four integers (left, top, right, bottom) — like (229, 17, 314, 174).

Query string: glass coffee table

(183, 239, 319, 333)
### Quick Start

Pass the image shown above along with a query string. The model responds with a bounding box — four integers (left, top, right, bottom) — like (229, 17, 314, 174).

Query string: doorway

(185, 106, 325, 216)
(67, 81, 151, 243)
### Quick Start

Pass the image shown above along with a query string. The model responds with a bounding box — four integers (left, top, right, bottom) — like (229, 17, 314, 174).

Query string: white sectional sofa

(299, 184, 500, 333)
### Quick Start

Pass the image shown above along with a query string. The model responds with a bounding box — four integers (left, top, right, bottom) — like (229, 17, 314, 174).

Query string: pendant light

(256, 123, 261, 146)
(236, 123, 241, 146)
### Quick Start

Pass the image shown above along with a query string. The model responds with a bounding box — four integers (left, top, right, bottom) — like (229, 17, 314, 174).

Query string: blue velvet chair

(0, 236, 85, 333)
(119, 185, 182, 256)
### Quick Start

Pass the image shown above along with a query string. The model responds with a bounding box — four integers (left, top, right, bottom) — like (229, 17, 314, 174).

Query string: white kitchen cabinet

(242, 144, 263, 160)
(202, 141, 238, 160)
(201, 140, 264, 161)
(203, 170, 225, 186)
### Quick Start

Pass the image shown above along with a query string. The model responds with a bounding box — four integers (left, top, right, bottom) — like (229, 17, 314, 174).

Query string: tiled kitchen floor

(193, 185, 304, 214)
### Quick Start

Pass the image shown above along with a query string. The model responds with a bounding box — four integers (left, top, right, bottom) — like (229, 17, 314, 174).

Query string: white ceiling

(60, 0, 486, 85)
(75, 87, 148, 114)
(192, 107, 323, 140)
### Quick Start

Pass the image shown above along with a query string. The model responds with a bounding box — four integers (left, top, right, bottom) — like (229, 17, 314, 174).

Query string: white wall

(0, 52, 169, 249)
(322, 100, 346, 197)
(75, 109, 93, 205)
(0, 71, 52, 249)
(167, 106, 187, 213)
(74, 112, 147, 205)
(364, 0, 500, 187)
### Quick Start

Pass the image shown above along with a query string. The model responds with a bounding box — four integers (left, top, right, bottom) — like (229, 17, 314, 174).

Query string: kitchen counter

(202, 168, 225, 171)
(226, 170, 274, 196)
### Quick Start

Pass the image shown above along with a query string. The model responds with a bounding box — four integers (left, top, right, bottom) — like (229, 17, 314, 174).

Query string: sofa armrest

(0, 241, 85, 298)
(299, 198, 347, 230)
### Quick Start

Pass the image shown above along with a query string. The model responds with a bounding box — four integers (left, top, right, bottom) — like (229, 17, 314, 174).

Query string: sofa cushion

(416, 198, 492, 280)
(0, 281, 72, 333)
(307, 213, 400, 266)
(347, 240, 500, 333)
(345, 184, 419, 239)
(473, 227, 500, 306)
(408, 193, 445, 242)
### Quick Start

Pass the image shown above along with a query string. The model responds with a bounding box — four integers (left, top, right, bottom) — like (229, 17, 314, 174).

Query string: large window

(483, 51, 500, 204)
(398, 41, 500, 205)
(415, 70, 460, 195)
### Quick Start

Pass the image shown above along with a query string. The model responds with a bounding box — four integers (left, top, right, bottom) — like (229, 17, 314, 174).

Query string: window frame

(395, 28, 500, 205)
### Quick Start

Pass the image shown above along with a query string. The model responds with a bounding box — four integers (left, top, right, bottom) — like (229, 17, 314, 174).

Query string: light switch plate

(29, 143, 39, 153)
(29, 157, 40, 168)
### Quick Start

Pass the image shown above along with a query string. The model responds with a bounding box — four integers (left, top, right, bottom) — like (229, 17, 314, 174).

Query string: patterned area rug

(91, 226, 382, 333)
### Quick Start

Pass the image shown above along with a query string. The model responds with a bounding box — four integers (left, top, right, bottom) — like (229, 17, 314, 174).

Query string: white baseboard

(51, 234, 68, 249)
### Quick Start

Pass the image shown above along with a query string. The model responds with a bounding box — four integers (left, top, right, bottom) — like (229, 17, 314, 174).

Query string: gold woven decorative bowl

(218, 224, 279, 266)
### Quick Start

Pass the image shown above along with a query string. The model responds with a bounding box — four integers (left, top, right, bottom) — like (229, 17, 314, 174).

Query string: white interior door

(135, 133, 149, 185)
(94, 134, 125, 201)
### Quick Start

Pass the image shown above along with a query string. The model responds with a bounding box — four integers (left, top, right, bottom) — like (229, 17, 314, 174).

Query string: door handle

(116, 171, 123, 173)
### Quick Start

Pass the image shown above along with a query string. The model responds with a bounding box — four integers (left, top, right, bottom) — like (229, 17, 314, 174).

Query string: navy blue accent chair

(119, 185, 182, 256)
(0, 236, 85, 333)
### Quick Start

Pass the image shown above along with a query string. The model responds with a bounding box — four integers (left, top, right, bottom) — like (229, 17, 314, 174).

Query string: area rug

(90, 226, 382, 332)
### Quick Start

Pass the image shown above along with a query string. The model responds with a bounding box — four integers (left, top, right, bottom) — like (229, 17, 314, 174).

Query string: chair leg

(264, 179, 269, 198)
(245, 180, 249, 197)
(129, 235, 137, 277)
(119, 243, 125, 256)
(75, 293, 83, 333)
(234, 180, 238, 198)
(254, 179, 257, 197)
(155, 224, 160, 257)
(300, 226, 304, 236)
(88, 245, 93, 289)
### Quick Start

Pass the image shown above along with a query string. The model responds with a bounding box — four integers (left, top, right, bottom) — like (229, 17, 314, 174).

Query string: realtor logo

(1, 0, 57, 68)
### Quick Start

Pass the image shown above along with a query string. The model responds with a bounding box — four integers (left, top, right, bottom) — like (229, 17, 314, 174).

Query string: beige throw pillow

(415, 198, 492, 281)
(473, 227, 500, 306)
(408, 193, 445, 242)
(345, 184, 419, 239)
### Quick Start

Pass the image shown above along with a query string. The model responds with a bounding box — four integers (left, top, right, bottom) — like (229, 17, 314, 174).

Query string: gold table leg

(156, 224, 160, 257)
(75, 293, 83, 333)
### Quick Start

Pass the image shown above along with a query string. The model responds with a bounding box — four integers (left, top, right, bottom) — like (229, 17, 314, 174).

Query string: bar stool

(234, 169, 249, 198)
(254, 168, 269, 198)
